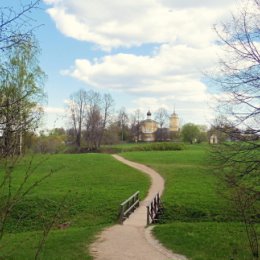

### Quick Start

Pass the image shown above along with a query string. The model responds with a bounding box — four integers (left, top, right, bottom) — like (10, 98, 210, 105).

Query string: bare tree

(130, 109, 143, 142)
(68, 89, 87, 148)
(68, 90, 114, 150)
(155, 108, 168, 128)
(214, 0, 259, 133)
(0, 1, 40, 52)
(83, 90, 100, 150)
(84, 91, 114, 150)
(118, 107, 129, 142)
(155, 108, 168, 141)
(97, 93, 114, 147)
(212, 0, 260, 258)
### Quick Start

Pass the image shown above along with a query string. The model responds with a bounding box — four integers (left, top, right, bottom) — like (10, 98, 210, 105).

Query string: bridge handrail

(119, 191, 140, 224)
(146, 193, 163, 225)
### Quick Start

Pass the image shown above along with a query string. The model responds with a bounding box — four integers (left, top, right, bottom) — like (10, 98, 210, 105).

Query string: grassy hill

(122, 144, 259, 260)
(0, 154, 150, 259)
(1, 144, 258, 260)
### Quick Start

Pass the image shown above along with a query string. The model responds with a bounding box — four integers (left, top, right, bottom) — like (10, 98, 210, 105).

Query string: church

(140, 110, 180, 142)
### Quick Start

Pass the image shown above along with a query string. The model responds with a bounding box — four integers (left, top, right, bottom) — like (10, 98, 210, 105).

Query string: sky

(14, 0, 238, 129)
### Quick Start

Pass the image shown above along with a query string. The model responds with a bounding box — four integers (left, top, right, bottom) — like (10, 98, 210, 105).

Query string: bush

(100, 142, 185, 153)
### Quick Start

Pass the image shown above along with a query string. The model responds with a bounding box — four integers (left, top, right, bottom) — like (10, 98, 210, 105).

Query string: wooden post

(146, 192, 163, 225)
(146, 205, 150, 225)
(119, 204, 124, 224)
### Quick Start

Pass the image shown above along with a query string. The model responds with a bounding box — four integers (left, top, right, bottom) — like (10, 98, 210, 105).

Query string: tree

(181, 123, 200, 144)
(130, 109, 143, 142)
(213, 3, 259, 134)
(0, 3, 62, 257)
(68, 89, 87, 148)
(0, 1, 40, 53)
(84, 90, 101, 150)
(32, 128, 67, 154)
(0, 1, 43, 156)
(84, 91, 114, 150)
(155, 108, 169, 141)
(67, 89, 114, 150)
(155, 108, 168, 128)
(118, 107, 129, 142)
(212, 1, 260, 258)
(102, 122, 121, 145)
(0, 39, 46, 156)
(197, 125, 208, 143)
(98, 93, 114, 146)
(0, 38, 47, 248)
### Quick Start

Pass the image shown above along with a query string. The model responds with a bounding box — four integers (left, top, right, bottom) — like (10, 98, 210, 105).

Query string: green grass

(153, 222, 256, 260)
(1, 227, 96, 260)
(122, 144, 258, 259)
(122, 145, 231, 222)
(100, 142, 185, 153)
(2, 145, 258, 259)
(0, 154, 150, 259)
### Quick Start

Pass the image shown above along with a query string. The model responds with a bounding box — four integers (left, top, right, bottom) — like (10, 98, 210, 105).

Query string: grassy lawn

(153, 222, 256, 260)
(0, 154, 150, 259)
(122, 144, 258, 260)
(122, 144, 231, 221)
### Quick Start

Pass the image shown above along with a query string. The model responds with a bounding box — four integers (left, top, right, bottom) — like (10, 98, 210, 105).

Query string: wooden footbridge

(119, 191, 164, 225)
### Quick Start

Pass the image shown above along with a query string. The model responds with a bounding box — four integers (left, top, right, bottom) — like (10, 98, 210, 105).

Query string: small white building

(209, 134, 218, 144)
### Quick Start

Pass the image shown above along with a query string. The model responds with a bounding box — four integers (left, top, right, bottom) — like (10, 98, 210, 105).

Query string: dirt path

(89, 154, 187, 260)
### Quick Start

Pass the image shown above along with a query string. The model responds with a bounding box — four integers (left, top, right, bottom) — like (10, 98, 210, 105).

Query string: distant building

(209, 134, 218, 144)
(140, 110, 180, 142)
(169, 110, 180, 132)
(140, 111, 158, 142)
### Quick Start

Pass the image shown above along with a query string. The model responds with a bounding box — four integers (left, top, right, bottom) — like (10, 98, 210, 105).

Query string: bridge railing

(119, 191, 140, 224)
(146, 193, 163, 225)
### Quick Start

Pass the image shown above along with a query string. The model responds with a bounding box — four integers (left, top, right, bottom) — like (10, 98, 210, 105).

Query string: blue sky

(9, 0, 238, 129)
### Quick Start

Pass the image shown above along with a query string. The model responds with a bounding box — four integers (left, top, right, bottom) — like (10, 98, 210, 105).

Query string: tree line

(30, 100, 216, 154)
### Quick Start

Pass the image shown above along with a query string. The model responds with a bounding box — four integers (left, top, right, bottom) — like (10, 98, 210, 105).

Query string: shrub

(100, 142, 185, 153)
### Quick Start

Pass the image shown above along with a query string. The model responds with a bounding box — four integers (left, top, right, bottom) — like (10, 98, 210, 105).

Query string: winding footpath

(90, 154, 187, 260)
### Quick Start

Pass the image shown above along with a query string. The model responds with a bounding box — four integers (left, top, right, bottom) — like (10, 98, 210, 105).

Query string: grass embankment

(100, 142, 184, 153)
(122, 145, 258, 260)
(0, 154, 150, 259)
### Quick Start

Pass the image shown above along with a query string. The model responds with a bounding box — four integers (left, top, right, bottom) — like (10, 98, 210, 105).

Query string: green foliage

(100, 142, 185, 153)
(0, 39, 46, 156)
(181, 123, 200, 144)
(0, 154, 150, 259)
(32, 130, 67, 154)
(211, 140, 260, 258)
(197, 131, 208, 143)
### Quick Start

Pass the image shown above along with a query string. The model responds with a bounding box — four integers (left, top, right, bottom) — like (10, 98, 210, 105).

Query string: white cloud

(60, 42, 223, 125)
(63, 44, 220, 96)
(41, 106, 66, 129)
(43, 0, 238, 125)
(44, 106, 65, 114)
(131, 95, 216, 126)
(44, 0, 236, 50)
(159, 0, 236, 9)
